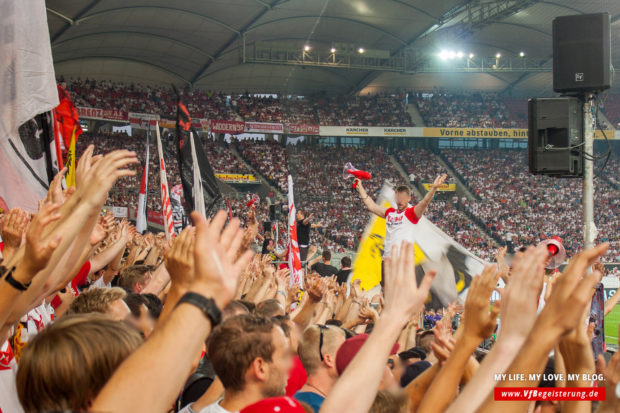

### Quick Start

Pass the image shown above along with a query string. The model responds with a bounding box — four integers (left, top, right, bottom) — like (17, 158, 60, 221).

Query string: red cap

(285, 355, 307, 396)
(240, 397, 305, 413)
(336, 334, 399, 376)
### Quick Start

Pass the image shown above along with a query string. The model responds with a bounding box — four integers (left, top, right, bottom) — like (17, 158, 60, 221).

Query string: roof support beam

(190, 0, 282, 84)
(246, 16, 408, 46)
(52, 31, 215, 60)
(50, 0, 102, 43)
(46, 8, 74, 24)
(76, 6, 240, 35)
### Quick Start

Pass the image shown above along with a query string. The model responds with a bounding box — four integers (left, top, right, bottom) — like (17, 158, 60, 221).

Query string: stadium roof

(47, 0, 620, 96)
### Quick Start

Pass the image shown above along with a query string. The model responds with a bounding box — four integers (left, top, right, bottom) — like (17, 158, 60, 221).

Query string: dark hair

(141, 293, 163, 319)
(222, 300, 250, 320)
(123, 293, 148, 318)
(322, 250, 331, 261)
(395, 185, 411, 195)
(341, 257, 351, 268)
(325, 319, 342, 327)
(207, 315, 276, 392)
(239, 300, 256, 313)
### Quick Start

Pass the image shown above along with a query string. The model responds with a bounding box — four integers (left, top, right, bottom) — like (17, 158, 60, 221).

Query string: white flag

(136, 133, 149, 233)
(0, 0, 59, 212)
(190, 132, 205, 217)
(155, 123, 174, 239)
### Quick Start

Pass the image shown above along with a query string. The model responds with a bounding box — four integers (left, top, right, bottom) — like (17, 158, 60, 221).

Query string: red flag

(53, 85, 82, 149)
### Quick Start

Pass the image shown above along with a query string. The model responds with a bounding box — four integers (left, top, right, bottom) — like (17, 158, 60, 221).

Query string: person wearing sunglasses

(294, 324, 346, 412)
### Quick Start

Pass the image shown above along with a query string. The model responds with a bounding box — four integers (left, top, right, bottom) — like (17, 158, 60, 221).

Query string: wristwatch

(177, 292, 222, 326)
(3, 266, 31, 291)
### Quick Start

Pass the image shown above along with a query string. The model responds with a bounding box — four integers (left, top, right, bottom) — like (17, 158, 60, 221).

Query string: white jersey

(383, 204, 420, 258)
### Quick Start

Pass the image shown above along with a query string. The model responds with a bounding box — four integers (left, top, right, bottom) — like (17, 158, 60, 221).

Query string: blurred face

(395, 191, 411, 211)
(106, 298, 131, 321)
(388, 355, 406, 384)
(263, 326, 294, 398)
(296, 211, 304, 220)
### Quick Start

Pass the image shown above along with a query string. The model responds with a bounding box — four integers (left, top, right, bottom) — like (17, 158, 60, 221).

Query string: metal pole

(583, 95, 596, 253)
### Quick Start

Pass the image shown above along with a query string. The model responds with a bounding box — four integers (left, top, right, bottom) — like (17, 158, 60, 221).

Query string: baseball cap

(336, 333, 399, 376)
(240, 397, 305, 413)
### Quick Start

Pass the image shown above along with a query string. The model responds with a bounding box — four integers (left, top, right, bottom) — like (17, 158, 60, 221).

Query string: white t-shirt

(91, 276, 111, 289)
(179, 399, 235, 413)
(383, 205, 420, 258)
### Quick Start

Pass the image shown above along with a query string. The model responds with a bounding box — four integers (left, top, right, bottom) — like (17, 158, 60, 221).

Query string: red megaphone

(246, 193, 260, 209)
(343, 162, 372, 189)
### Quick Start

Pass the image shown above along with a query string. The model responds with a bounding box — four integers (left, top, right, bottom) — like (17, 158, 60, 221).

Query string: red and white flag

(136, 134, 149, 233)
(155, 122, 174, 239)
(287, 175, 304, 286)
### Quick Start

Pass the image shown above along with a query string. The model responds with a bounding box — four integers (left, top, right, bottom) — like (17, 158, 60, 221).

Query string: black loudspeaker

(263, 221, 272, 233)
(528, 97, 584, 177)
(553, 13, 611, 93)
(269, 205, 276, 221)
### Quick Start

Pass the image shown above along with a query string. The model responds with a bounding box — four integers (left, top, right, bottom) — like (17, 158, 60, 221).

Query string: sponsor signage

(245, 122, 284, 134)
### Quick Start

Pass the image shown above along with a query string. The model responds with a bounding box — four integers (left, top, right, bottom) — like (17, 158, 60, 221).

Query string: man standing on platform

(355, 174, 447, 285)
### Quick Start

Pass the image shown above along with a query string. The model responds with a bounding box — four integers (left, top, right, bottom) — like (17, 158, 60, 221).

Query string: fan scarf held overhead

(343, 162, 372, 189)
(246, 193, 260, 209)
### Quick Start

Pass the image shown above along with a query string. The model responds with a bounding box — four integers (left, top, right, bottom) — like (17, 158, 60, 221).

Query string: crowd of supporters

(414, 91, 527, 128)
(60, 79, 620, 131)
(441, 149, 620, 262)
(1, 145, 618, 412)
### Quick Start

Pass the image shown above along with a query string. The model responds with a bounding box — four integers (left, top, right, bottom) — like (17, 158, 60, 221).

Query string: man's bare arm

(355, 179, 387, 218)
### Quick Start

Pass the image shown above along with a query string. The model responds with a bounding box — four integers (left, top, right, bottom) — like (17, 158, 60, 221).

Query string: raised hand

(461, 265, 501, 343)
(382, 242, 436, 320)
(305, 276, 326, 302)
(164, 226, 195, 288)
(22, 202, 63, 274)
(538, 243, 608, 338)
(432, 174, 448, 189)
(190, 210, 254, 309)
(498, 245, 547, 343)
(1, 208, 29, 250)
(495, 246, 510, 281)
(45, 167, 67, 205)
(77, 149, 138, 208)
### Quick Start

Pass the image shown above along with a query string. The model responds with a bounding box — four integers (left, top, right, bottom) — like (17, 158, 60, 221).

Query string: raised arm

(320, 242, 436, 413)
(355, 179, 387, 218)
(477, 243, 608, 413)
(91, 211, 253, 413)
(414, 174, 447, 218)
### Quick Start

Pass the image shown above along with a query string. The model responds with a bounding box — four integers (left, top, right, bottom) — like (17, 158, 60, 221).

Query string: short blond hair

(298, 325, 345, 375)
(16, 313, 142, 412)
(69, 286, 126, 315)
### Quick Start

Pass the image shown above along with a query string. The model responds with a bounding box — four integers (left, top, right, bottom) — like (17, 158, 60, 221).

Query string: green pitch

(605, 305, 620, 345)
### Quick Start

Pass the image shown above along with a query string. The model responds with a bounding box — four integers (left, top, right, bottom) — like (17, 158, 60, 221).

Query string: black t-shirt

(335, 269, 351, 285)
(297, 220, 310, 245)
(311, 262, 338, 278)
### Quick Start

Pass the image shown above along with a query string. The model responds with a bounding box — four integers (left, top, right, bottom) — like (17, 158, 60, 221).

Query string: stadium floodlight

(438, 50, 449, 60)
(304, 45, 311, 52)
(496, 53, 501, 58)
(447, 51, 456, 59)
(330, 47, 336, 53)
(358, 47, 365, 53)
(519, 51, 525, 57)
(456, 51, 464, 58)
(468, 53, 475, 59)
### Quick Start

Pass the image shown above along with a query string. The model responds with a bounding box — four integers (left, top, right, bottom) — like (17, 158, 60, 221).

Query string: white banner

(113, 206, 128, 218)
(245, 122, 284, 134)
(319, 126, 424, 137)
(130, 112, 160, 130)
